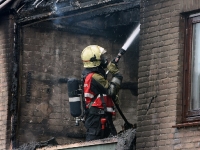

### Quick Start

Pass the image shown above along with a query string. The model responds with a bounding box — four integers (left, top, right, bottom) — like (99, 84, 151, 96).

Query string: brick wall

(17, 23, 138, 146)
(0, 15, 14, 149)
(138, 0, 200, 149)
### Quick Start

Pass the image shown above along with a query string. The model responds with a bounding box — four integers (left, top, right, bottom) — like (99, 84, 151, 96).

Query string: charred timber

(10, 0, 23, 10)
(0, 0, 12, 10)
(17, 1, 140, 26)
(17, 0, 121, 21)
(63, 2, 140, 25)
(10, 22, 21, 149)
(16, 137, 58, 150)
(18, 12, 139, 40)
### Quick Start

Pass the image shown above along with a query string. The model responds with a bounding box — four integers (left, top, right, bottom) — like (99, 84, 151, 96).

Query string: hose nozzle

(112, 48, 126, 64)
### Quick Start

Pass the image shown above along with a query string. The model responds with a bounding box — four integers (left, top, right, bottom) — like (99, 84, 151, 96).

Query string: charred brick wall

(0, 15, 14, 149)
(138, 0, 200, 149)
(17, 23, 138, 146)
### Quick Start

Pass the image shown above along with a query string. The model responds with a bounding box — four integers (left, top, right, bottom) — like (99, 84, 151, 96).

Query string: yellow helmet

(81, 45, 106, 68)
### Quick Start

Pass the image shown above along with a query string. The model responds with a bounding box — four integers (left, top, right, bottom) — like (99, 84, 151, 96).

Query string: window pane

(191, 23, 200, 110)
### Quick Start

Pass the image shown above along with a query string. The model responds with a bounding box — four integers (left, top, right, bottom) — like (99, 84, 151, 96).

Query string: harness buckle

(98, 109, 105, 115)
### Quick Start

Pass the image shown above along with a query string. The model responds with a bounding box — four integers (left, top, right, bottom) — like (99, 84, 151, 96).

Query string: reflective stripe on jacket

(84, 73, 115, 112)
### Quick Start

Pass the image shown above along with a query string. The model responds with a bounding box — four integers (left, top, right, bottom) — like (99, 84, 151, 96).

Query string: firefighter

(81, 45, 123, 141)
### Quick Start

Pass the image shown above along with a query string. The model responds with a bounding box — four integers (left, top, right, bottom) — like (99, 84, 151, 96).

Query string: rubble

(14, 137, 58, 150)
(14, 128, 136, 150)
(116, 128, 136, 150)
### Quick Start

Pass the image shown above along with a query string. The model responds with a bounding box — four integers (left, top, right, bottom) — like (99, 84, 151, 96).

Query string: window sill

(172, 121, 200, 128)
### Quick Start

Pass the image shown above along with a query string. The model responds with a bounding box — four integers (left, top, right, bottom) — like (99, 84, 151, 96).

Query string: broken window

(183, 13, 200, 122)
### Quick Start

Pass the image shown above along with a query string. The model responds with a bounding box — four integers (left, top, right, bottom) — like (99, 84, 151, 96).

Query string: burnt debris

(116, 128, 136, 150)
(14, 0, 140, 40)
(27, 129, 136, 150)
(14, 137, 58, 150)
(10, 23, 21, 148)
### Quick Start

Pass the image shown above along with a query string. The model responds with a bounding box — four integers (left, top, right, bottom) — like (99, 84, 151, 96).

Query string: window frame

(183, 14, 200, 122)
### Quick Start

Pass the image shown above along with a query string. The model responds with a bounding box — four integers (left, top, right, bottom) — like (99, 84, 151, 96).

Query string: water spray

(122, 24, 140, 51)
(107, 24, 140, 74)
(112, 24, 140, 64)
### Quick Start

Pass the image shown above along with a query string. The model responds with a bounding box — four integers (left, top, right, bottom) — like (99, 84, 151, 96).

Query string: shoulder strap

(100, 94, 107, 112)
(88, 94, 107, 112)
(88, 94, 98, 109)
(81, 75, 86, 117)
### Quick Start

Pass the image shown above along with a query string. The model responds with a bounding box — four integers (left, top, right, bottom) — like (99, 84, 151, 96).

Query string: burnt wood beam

(17, 1, 140, 26)
(10, 0, 22, 10)
(60, 2, 140, 25)
(50, 9, 139, 38)
(56, 8, 139, 30)
(17, 0, 121, 21)
(29, 9, 139, 39)
(31, 18, 138, 39)
(0, 0, 13, 10)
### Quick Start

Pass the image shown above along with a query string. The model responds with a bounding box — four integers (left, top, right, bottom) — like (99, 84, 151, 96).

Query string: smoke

(51, 1, 66, 24)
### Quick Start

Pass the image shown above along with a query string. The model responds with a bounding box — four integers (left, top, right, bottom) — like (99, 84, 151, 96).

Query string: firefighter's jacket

(82, 68, 115, 113)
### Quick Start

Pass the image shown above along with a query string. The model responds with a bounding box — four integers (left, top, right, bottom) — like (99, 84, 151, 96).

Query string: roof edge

(17, 0, 140, 26)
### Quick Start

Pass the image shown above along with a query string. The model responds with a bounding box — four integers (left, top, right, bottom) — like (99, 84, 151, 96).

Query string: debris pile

(14, 129, 136, 150)
(14, 137, 58, 150)
(116, 128, 136, 150)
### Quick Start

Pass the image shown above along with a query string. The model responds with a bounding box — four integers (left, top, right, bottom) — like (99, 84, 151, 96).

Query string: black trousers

(84, 107, 117, 141)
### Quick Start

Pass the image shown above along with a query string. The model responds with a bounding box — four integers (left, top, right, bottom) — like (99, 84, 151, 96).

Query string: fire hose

(107, 24, 140, 130)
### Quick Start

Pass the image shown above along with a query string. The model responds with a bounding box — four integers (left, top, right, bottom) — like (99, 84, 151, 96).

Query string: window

(183, 13, 200, 122)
